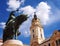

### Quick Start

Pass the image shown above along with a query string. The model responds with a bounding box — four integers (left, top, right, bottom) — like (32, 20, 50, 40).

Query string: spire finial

(34, 12, 36, 14)
(34, 12, 37, 20)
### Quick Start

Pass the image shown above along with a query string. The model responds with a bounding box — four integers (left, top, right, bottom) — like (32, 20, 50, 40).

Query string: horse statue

(3, 11, 28, 42)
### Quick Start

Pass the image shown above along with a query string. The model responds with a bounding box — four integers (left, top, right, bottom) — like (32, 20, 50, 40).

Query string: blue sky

(0, 0, 60, 44)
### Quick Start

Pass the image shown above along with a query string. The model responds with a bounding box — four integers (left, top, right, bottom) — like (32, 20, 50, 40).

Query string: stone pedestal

(2, 40, 23, 46)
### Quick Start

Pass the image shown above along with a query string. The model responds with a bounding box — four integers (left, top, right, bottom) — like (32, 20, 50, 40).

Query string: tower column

(30, 13, 45, 46)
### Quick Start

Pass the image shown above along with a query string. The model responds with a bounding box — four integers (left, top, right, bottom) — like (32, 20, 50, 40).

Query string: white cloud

(36, 2, 51, 25)
(47, 9, 60, 24)
(0, 22, 6, 29)
(7, 0, 25, 11)
(20, 0, 25, 4)
(19, 18, 31, 37)
(18, 2, 51, 37)
(20, 6, 35, 16)
(19, 2, 51, 25)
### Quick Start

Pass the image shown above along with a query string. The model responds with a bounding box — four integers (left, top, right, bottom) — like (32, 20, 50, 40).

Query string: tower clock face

(35, 22, 38, 25)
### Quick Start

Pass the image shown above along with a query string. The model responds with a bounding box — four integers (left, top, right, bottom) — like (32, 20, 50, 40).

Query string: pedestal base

(2, 40, 23, 46)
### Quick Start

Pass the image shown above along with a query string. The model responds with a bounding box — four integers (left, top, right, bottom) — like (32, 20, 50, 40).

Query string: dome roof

(2, 40, 23, 46)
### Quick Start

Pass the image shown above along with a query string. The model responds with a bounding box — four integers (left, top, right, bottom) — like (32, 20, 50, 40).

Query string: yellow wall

(40, 30, 60, 46)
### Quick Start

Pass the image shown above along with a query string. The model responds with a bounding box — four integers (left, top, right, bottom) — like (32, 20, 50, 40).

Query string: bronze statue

(3, 11, 28, 42)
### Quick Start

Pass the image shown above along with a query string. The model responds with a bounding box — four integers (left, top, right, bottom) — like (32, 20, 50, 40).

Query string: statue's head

(14, 14, 28, 30)
(19, 14, 28, 22)
(15, 14, 28, 23)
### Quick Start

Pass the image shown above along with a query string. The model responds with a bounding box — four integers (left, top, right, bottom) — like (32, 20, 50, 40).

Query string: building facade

(30, 13, 60, 46)
(40, 30, 60, 46)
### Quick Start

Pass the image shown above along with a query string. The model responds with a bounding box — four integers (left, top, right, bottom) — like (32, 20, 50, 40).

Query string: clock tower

(30, 13, 45, 46)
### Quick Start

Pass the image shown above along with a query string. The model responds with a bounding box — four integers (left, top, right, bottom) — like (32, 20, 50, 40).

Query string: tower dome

(2, 40, 23, 46)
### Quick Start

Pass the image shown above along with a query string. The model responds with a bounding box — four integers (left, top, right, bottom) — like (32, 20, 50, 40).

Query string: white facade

(30, 14, 45, 46)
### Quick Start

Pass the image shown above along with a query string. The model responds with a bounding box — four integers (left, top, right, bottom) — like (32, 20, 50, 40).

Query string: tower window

(56, 40, 58, 46)
(48, 43, 50, 46)
(56, 39, 60, 46)
(33, 34, 34, 38)
(58, 39, 60, 44)
(33, 30, 34, 32)
(41, 34, 42, 38)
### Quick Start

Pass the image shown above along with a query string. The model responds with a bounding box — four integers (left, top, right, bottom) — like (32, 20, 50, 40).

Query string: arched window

(48, 43, 50, 46)
(33, 34, 34, 38)
(56, 39, 60, 46)
(33, 30, 34, 32)
(41, 34, 42, 38)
